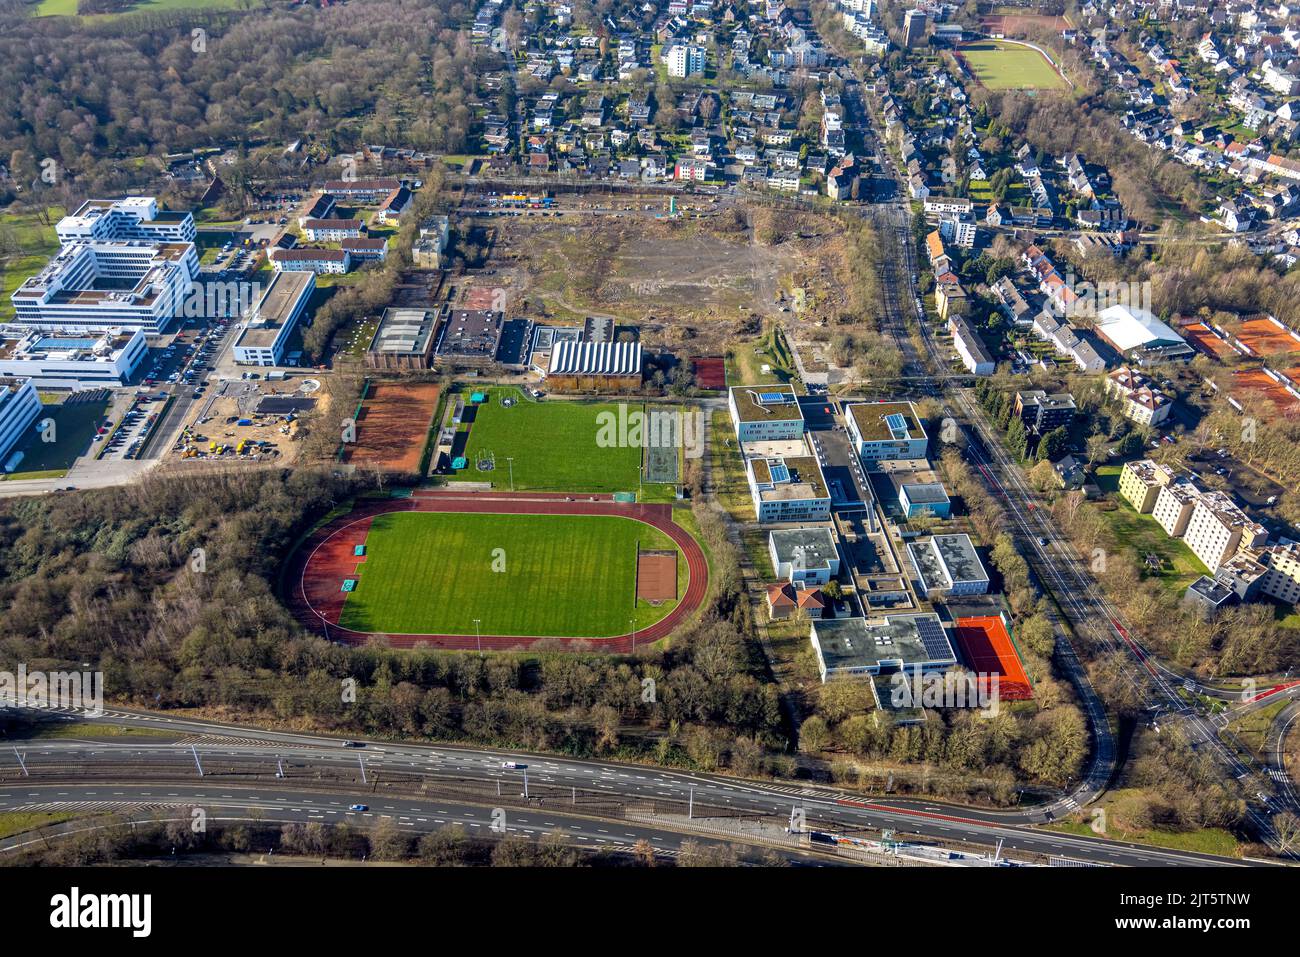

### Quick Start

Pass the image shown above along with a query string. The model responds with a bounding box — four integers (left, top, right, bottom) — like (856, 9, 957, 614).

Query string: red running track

(286, 491, 709, 652)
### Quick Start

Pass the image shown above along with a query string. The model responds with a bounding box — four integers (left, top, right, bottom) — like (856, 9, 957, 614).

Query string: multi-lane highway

(0, 704, 1264, 866)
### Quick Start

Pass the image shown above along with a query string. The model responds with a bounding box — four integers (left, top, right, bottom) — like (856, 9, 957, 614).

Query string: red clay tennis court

(954, 616, 1033, 702)
(1233, 317, 1300, 357)
(344, 381, 441, 473)
(1182, 323, 1234, 362)
(1231, 369, 1300, 418)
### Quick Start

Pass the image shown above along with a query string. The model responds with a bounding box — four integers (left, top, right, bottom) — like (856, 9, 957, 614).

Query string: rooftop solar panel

(758, 391, 790, 404)
(915, 617, 953, 661)
(885, 412, 909, 439)
(769, 462, 790, 483)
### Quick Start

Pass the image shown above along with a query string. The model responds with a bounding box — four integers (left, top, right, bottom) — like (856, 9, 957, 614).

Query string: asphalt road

(0, 704, 1262, 867)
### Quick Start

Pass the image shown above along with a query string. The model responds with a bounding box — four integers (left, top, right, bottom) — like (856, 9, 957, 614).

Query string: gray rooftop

(769, 527, 837, 571)
(901, 482, 950, 505)
(369, 308, 437, 356)
(813, 614, 956, 672)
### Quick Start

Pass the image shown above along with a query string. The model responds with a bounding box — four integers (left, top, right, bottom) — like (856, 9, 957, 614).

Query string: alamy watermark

(596, 404, 704, 459)
(0, 664, 104, 716)
(889, 665, 1001, 716)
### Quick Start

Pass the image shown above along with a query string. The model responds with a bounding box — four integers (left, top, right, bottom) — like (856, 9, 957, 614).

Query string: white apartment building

(666, 44, 706, 78)
(10, 240, 200, 335)
(1106, 366, 1172, 427)
(1118, 458, 1175, 513)
(0, 328, 147, 389)
(301, 219, 363, 242)
(0, 377, 42, 469)
(1153, 480, 1200, 538)
(1253, 543, 1300, 605)
(232, 271, 315, 367)
(56, 197, 196, 245)
(269, 248, 350, 275)
(1183, 490, 1268, 573)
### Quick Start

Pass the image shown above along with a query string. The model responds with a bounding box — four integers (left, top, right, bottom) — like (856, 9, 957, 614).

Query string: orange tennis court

(954, 616, 1033, 702)
(1234, 317, 1300, 357)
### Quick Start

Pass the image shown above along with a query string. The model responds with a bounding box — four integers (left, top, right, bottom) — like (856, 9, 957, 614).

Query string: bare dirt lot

(473, 201, 854, 360)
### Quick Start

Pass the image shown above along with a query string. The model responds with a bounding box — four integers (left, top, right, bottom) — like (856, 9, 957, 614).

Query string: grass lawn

(36, 0, 247, 15)
(1, 399, 107, 480)
(960, 41, 1067, 91)
(725, 326, 801, 390)
(25, 721, 179, 739)
(460, 386, 653, 494)
(0, 812, 78, 841)
(0, 207, 64, 323)
(339, 511, 683, 638)
(1095, 464, 1210, 596)
(709, 410, 755, 522)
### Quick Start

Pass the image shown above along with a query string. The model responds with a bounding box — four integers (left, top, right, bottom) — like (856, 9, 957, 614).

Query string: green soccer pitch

(959, 40, 1067, 91)
(337, 511, 682, 638)
(460, 387, 646, 493)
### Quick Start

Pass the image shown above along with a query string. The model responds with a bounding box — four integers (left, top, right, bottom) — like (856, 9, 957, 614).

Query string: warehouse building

(366, 308, 438, 370)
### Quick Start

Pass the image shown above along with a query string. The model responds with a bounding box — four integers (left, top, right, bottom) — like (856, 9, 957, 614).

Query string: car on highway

(341, 740, 364, 748)
(501, 761, 526, 769)
(348, 804, 368, 812)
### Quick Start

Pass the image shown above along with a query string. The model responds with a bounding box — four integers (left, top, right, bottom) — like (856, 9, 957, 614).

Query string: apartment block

(1152, 480, 1200, 538)
(1183, 490, 1268, 574)
(1118, 458, 1175, 514)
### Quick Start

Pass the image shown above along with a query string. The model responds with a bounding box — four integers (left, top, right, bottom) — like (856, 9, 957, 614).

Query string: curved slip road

(287, 490, 708, 652)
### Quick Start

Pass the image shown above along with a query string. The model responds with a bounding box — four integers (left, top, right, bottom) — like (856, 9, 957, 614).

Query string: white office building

(769, 526, 840, 586)
(232, 271, 315, 367)
(0, 377, 42, 470)
(0, 328, 147, 389)
(10, 240, 200, 335)
(845, 401, 929, 465)
(729, 385, 805, 442)
(56, 197, 196, 245)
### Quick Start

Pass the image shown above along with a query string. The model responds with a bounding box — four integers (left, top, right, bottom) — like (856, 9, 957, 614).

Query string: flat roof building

(0, 328, 147, 389)
(810, 613, 956, 682)
(366, 308, 438, 370)
(899, 481, 951, 519)
(728, 384, 804, 442)
(745, 441, 831, 524)
(10, 239, 199, 335)
(1183, 489, 1268, 573)
(1119, 458, 1175, 514)
(845, 401, 928, 466)
(769, 526, 840, 586)
(908, 533, 989, 597)
(0, 377, 42, 470)
(232, 271, 315, 367)
(1153, 479, 1201, 538)
(436, 309, 504, 366)
(57, 197, 196, 245)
